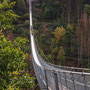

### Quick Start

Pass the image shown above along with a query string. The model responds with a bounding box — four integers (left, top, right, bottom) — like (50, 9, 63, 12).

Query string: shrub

(16, 0, 27, 15)
(44, 6, 57, 19)
(24, 20, 30, 26)
(57, 47, 66, 66)
(84, 4, 90, 15)
(23, 13, 29, 20)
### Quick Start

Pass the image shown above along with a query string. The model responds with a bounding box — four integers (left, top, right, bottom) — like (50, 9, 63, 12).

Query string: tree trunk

(67, 0, 71, 25)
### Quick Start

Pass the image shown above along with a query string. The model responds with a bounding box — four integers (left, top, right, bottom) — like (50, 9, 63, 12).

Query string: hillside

(31, 0, 90, 68)
(0, 0, 90, 89)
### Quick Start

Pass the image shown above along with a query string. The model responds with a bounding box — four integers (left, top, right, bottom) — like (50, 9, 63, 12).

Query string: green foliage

(53, 1, 61, 8)
(41, 1, 58, 19)
(10, 73, 35, 89)
(0, 0, 16, 9)
(14, 24, 25, 34)
(38, 48, 48, 61)
(0, 0, 19, 30)
(33, 18, 38, 28)
(42, 2, 47, 11)
(0, 32, 34, 89)
(16, 0, 27, 15)
(24, 20, 30, 27)
(23, 13, 29, 20)
(47, 54, 54, 63)
(64, 25, 74, 47)
(44, 6, 57, 19)
(14, 37, 29, 47)
(84, 4, 90, 15)
(57, 47, 65, 65)
(14, 37, 29, 53)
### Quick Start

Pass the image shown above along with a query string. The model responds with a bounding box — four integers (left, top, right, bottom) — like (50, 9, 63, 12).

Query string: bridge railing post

(53, 71, 59, 90)
(63, 72, 68, 90)
(70, 72, 76, 90)
(44, 69, 49, 90)
(82, 74, 87, 90)
(59, 72, 63, 90)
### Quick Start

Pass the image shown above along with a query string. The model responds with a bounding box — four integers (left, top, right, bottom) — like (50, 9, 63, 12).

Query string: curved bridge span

(29, 0, 90, 90)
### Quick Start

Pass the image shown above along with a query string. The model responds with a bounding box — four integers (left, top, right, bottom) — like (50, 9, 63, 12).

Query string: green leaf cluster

(16, 0, 27, 15)
(0, 0, 19, 30)
(0, 32, 34, 89)
(57, 47, 65, 65)
(84, 4, 90, 15)
(11, 74, 35, 89)
(41, 1, 59, 19)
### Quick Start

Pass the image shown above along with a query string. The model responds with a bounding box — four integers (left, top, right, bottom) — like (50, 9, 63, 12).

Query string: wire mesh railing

(32, 59, 90, 90)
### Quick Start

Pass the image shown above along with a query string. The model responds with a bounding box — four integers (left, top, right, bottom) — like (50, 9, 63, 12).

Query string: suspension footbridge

(29, 0, 90, 90)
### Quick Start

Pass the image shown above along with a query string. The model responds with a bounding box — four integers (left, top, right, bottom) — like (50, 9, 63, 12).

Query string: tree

(57, 47, 65, 65)
(84, 4, 90, 67)
(0, 32, 34, 89)
(53, 27, 66, 43)
(10, 73, 35, 89)
(67, 0, 71, 24)
(44, 5, 57, 19)
(84, 4, 90, 15)
(0, 0, 19, 30)
(16, 0, 27, 15)
(65, 25, 75, 57)
(41, 1, 58, 19)
(0, 0, 35, 89)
